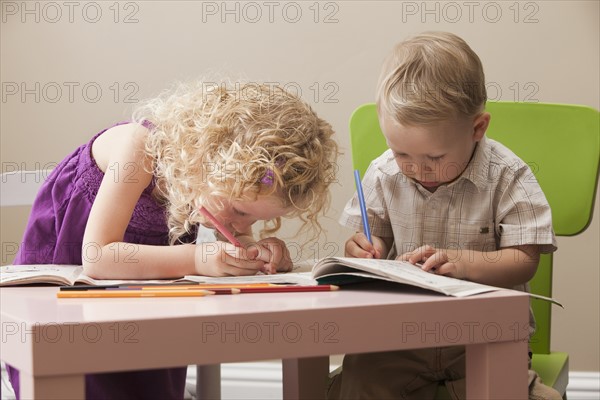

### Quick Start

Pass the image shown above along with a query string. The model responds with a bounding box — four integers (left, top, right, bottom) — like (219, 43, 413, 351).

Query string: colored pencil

(354, 169, 372, 243)
(199, 206, 242, 247)
(105, 287, 242, 295)
(136, 283, 275, 290)
(209, 288, 241, 295)
(60, 282, 196, 291)
(57, 289, 215, 298)
(236, 285, 339, 294)
(60, 283, 275, 291)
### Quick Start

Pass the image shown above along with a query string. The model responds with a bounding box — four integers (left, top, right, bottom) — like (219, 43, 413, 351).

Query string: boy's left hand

(398, 245, 466, 279)
(248, 237, 293, 274)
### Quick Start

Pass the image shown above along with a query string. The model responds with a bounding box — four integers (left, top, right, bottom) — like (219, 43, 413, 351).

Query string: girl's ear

(472, 112, 490, 142)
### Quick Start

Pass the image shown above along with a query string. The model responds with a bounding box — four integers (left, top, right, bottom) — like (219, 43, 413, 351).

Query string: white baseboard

(567, 372, 600, 400)
(198, 362, 600, 400)
(2, 361, 598, 400)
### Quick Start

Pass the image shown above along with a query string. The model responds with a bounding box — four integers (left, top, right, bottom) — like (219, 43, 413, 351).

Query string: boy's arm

(401, 244, 540, 288)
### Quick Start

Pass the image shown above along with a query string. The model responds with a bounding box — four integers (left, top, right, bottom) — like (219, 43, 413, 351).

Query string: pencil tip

(331, 285, 340, 291)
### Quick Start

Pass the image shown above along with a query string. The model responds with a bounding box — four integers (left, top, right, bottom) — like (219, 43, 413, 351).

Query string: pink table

(1, 285, 529, 399)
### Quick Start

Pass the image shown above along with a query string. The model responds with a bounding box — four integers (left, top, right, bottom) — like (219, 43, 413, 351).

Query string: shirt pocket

(449, 219, 497, 252)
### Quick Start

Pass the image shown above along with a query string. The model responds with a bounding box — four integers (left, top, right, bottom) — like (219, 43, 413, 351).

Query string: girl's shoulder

(91, 122, 152, 174)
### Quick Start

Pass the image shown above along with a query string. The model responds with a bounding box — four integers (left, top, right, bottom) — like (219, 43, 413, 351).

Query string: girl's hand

(344, 233, 386, 259)
(194, 241, 265, 277)
(251, 237, 293, 274)
(398, 245, 466, 279)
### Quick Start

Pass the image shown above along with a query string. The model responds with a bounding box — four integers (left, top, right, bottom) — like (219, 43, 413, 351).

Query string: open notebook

(0, 264, 316, 287)
(0, 261, 562, 305)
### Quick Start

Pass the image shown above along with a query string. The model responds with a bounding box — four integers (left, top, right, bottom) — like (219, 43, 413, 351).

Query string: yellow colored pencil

(57, 289, 215, 298)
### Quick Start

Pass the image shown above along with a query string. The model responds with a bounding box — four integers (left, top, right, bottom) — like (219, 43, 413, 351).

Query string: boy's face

(380, 113, 489, 192)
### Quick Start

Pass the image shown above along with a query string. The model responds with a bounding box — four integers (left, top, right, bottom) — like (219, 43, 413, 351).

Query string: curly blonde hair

(377, 31, 487, 125)
(132, 81, 338, 244)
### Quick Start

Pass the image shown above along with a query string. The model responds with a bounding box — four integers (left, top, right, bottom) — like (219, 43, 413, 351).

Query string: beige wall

(1, 1, 598, 370)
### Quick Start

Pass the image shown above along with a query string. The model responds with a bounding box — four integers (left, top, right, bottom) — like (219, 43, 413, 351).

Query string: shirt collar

(458, 135, 491, 191)
(378, 149, 401, 176)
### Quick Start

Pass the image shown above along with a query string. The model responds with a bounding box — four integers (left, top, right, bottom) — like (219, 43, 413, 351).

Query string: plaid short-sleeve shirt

(340, 136, 557, 334)
(341, 136, 557, 256)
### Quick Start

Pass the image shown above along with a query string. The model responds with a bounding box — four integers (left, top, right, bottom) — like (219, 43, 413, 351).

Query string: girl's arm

(83, 124, 265, 279)
(82, 123, 198, 279)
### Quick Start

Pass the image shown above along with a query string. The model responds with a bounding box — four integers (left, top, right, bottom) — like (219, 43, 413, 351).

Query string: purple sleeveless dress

(7, 122, 188, 399)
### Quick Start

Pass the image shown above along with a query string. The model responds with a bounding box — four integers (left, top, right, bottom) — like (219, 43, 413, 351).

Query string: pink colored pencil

(199, 206, 242, 247)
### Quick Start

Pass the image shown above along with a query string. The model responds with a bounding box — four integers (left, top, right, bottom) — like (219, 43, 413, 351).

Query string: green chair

(348, 102, 600, 397)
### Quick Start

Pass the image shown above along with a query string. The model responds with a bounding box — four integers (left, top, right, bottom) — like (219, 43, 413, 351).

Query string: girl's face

(205, 195, 292, 235)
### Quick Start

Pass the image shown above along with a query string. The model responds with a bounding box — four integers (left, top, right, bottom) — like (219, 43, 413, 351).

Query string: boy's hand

(194, 241, 266, 277)
(398, 245, 466, 279)
(250, 237, 293, 274)
(345, 233, 386, 259)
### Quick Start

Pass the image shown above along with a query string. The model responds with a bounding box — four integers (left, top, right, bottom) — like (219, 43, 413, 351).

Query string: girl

(8, 81, 338, 399)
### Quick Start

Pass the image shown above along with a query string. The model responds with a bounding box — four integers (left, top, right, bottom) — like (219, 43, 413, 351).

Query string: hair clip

(261, 169, 275, 186)
(260, 159, 285, 186)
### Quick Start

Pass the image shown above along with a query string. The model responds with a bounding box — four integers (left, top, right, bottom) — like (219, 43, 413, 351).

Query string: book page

(184, 271, 317, 286)
(313, 257, 497, 297)
(0, 264, 187, 287)
(74, 275, 184, 286)
(0, 264, 82, 286)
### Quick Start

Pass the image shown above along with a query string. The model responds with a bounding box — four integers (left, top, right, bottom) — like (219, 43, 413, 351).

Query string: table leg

(282, 356, 329, 400)
(19, 370, 84, 400)
(196, 364, 221, 400)
(466, 341, 528, 400)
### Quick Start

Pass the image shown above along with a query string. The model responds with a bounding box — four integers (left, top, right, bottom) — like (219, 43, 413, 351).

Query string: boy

(329, 32, 561, 399)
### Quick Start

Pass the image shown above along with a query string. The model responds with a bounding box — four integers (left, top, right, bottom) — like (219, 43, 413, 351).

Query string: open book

(0, 264, 316, 287)
(310, 257, 562, 305)
(310, 257, 496, 297)
(0, 261, 562, 305)
(0, 265, 187, 287)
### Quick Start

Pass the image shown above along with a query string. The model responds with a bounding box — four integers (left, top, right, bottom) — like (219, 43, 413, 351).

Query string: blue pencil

(354, 169, 372, 243)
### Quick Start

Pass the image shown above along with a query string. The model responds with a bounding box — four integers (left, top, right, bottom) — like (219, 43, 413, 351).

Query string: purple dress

(7, 122, 189, 399)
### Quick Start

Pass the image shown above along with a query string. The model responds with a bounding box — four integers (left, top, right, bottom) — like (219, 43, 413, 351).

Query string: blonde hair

(133, 81, 338, 244)
(377, 31, 487, 125)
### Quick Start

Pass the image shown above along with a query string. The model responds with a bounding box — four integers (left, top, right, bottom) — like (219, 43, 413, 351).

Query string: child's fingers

(396, 253, 409, 261)
(222, 244, 266, 271)
(244, 244, 260, 260)
(345, 238, 374, 258)
(354, 233, 378, 257)
(253, 245, 274, 265)
(255, 241, 292, 274)
(420, 255, 442, 272)
(434, 263, 455, 276)
(263, 241, 292, 272)
(407, 245, 436, 264)
(354, 232, 372, 247)
(371, 238, 386, 259)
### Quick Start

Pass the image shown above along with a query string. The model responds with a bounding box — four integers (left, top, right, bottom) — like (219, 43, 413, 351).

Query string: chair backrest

(349, 102, 600, 354)
(0, 170, 53, 207)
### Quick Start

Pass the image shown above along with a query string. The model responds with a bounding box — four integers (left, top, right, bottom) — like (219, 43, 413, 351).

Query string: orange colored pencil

(135, 283, 275, 290)
(57, 289, 215, 298)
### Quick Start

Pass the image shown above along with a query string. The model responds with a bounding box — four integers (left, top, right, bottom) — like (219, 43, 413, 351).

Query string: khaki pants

(327, 347, 562, 400)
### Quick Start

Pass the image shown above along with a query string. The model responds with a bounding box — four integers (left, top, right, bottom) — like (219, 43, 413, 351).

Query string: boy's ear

(472, 112, 490, 141)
